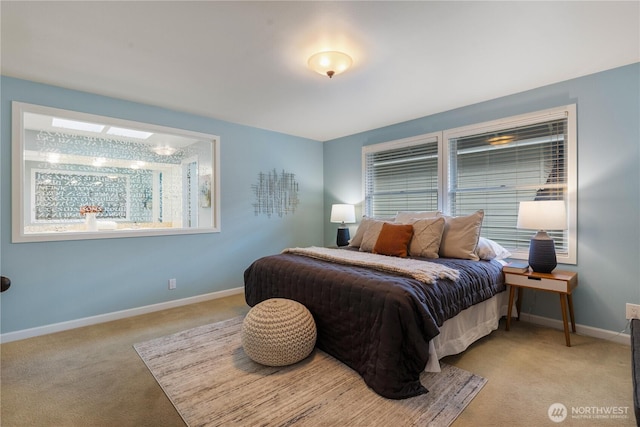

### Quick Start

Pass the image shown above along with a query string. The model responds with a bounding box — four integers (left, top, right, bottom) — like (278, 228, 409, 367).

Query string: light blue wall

(1, 77, 324, 334)
(3, 64, 638, 336)
(324, 63, 640, 333)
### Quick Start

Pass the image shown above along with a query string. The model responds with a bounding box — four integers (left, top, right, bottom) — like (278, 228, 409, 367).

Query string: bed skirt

(426, 290, 512, 372)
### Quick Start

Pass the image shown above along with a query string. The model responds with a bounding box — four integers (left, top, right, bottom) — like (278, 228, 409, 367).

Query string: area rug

(134, 316, 486, 427)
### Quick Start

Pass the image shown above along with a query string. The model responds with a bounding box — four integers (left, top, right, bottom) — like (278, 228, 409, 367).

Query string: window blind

(447, 118, 568, 254)
(364, 137, 438, 218)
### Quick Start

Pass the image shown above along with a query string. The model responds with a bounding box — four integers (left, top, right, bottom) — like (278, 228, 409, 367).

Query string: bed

(244, 211, 511, 399)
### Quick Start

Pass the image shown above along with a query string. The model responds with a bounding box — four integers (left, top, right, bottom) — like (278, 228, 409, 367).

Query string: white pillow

(475, 237, 512, 260)
(395, 211, 440, 224)
(348, 218, 373, 248)
(408, 217, 446, 258)
(438, 210, 484, 260)
(349, 217, 394, 248)
(359, 220, 388, 252)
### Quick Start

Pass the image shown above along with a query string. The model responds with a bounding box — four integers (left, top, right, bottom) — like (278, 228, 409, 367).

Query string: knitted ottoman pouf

(241, 298, 317, 367)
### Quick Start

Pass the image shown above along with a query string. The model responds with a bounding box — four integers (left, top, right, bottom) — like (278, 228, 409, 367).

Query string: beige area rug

(134, 316, 486, 427)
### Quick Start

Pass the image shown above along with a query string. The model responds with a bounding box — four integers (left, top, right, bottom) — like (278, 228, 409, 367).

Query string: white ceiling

(2, 1, 638, 142)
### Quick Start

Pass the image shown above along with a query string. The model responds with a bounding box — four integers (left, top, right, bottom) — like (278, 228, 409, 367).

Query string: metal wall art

(252, 169, 299, 218)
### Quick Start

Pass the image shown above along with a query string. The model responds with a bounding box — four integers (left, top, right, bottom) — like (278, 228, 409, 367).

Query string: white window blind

(363, 135, 439, 218)
(447, 117, 569, 255)
(361, 105, 576, 264)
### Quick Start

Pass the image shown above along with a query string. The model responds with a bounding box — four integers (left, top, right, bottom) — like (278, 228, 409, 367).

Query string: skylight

(52, 118, 105, 133)
(107, 127, 153, 139)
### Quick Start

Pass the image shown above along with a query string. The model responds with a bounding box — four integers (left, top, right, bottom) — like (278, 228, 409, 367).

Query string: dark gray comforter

(244, 252, 505, 399)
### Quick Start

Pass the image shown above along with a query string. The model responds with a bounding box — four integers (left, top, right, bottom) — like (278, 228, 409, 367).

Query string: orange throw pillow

(373, 223, 414, 258)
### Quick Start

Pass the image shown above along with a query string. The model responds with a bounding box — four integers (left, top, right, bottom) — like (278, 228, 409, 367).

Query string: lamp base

(528, 236, 557, 273)
(336, 227, 350, 247)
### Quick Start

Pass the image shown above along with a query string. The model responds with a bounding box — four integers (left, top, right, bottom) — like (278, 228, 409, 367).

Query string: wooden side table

(504, 269, 578, 346)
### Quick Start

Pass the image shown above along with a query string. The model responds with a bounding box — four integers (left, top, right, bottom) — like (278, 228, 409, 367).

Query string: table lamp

(330, 204, 356, 247)
(516, 200, 567, 273)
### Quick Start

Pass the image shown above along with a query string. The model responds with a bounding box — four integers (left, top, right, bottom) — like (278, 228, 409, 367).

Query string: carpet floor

(1, 294, 635, 426)
(135, 316, 486, 427)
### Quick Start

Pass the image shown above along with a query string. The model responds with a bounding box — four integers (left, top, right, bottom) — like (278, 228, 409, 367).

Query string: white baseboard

(519, 313, 631, 346)
(2, 291, 630, 347)
(0, 287, 244, 344)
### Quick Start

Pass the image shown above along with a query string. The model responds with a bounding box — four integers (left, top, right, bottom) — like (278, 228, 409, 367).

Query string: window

(362, 105, 577, 263)
(444, 105, 576, 263)
(12, 102, 221, 242)
(363, 133, 439, 217)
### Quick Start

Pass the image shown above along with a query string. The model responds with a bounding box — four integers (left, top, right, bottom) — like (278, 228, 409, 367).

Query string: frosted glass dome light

(308, 51, 353, 78)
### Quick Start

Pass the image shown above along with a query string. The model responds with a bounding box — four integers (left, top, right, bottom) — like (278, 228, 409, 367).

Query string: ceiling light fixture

(487, 135, 515, 145)
(307, 51, 353, 78)
(152, 146, 177, 156)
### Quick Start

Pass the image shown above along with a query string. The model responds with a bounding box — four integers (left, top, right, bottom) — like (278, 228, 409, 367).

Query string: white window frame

(442, 105, 577, 264)
(12, 101, 221, 242)
(362, 132, 441, 217)
(362, 105, 577, 265)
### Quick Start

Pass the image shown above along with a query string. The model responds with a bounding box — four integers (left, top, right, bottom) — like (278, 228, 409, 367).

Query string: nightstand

(504, 269, 578, 346)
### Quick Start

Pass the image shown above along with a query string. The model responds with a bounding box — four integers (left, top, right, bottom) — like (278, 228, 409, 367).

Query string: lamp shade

(308, 51, 353, 78)
(517, 200, 566, 273)
(330, 204, 356, 224)
(516, 201, 567, 231)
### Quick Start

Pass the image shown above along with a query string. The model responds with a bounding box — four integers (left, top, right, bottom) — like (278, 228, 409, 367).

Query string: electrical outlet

(626, 303, 640, 320)
(168, 278, 177, 290)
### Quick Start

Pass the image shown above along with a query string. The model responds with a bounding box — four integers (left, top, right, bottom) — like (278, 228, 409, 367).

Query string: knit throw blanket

(282, 247, 460, 284)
